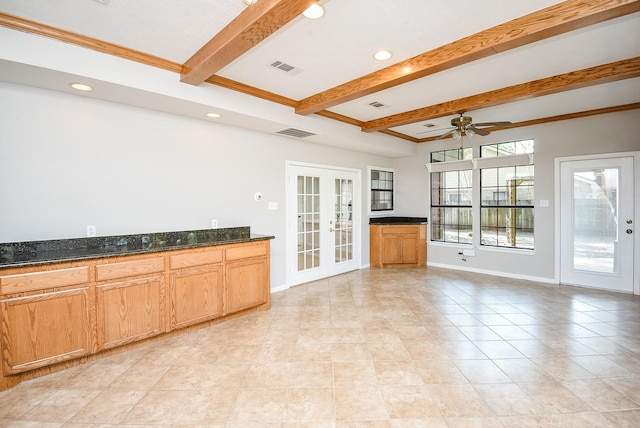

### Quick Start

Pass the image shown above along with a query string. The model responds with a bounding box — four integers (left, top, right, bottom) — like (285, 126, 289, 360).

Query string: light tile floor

(1, 267, 640, 427)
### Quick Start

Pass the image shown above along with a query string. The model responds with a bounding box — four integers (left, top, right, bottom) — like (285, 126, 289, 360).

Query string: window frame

(368, 166, 395, 215)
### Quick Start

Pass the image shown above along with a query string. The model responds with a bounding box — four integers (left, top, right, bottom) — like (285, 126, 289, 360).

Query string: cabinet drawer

(96, 258, 164, 282)
(170, 250, 223, 270)
(225, 241, 268, 261)
(0, 267, 89, 294)
(381, 226, 418, 235)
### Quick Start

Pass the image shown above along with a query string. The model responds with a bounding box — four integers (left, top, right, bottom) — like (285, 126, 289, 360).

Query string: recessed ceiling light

(242, 0, 256, 5)
(374, 50, 392, 61)
(206, 112, 221, 118)
(69, 83, 93, 92)
(303, 4, 324, 19)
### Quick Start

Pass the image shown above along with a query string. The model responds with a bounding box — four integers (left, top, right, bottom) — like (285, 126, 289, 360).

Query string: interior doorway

(286, 162, 361, 287)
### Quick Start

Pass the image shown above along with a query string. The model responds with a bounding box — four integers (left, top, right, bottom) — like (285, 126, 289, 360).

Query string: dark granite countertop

(369, 216, 428, 225)
(0, 227, 274, 268)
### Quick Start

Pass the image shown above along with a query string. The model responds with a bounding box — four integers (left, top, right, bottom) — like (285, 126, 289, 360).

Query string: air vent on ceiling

(276, 128, 318, 138)
(268, 60, 303, 76)
(368, 101, 389, 109)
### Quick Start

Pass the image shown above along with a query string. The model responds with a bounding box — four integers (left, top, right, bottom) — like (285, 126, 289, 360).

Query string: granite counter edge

(0, 234, 274, 269)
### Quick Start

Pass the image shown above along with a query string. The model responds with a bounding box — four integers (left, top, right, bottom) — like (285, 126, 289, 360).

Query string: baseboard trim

(427, 262, 557, 285)
(270, 283, 289, 294)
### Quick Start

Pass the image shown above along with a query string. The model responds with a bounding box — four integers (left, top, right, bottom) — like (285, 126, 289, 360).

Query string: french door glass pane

(335, 178, 353, 263)
(573, 168, 619, 274)
(297, 175, 320, 271)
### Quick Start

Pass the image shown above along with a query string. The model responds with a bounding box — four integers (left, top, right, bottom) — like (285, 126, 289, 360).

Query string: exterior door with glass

(559, 155, 635, 293)
(287, 163, 360, 286)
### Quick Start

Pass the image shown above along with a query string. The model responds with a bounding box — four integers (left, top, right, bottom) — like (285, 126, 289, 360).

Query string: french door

(559, 155, 636, 293)
(287, 163, 360, 286)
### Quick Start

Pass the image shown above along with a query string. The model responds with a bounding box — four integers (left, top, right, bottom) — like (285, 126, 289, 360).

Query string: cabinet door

(1, 287, 91, 374)
(401, 235, 419, 264)
(226, 257, 268, 314)
(381, 235, 403, 264)
(170, 264, 224, 329)
(96, 275, 165, 350)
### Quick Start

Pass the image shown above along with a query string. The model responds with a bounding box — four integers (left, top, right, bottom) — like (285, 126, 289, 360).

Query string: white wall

(0, 82, 393, 289)
(392, 110, 640, 282)
(2, 81, 639, 288)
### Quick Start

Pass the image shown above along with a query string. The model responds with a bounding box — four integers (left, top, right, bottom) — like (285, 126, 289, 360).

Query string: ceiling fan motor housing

(451, 115, 473, 130)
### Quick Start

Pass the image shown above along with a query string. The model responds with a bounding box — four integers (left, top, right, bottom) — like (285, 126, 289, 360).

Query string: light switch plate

(268, 202, 278, 210)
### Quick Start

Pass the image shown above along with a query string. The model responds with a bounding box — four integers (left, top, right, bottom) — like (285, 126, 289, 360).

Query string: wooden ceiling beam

(295, 0, 640, 116)
(361, 57, 640, 133)
(181, 0, 317, 85)
(0, 12, 181, 73)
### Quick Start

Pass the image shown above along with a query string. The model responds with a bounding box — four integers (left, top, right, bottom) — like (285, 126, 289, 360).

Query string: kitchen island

(0, 227, 273, 390)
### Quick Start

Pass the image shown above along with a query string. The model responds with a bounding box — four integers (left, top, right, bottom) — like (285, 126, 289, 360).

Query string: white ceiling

(0, 0, 638, 154)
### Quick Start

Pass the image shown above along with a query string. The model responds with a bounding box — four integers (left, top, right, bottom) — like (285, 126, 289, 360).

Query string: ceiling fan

(437, 113, 512, 140)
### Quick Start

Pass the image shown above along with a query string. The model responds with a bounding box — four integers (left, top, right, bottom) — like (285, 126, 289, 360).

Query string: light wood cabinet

(226, 241, 270, 314)
(95, 257, 166, 350)
(0, 268, 93, 375)
(169, 250, 224, 329)
(0, 238, 271, 390)
(370, 224, 427, 267)
(96, 275, 166, 350)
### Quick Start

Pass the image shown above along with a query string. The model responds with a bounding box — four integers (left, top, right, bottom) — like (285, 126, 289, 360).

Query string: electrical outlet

(87, 225, 96, 237)
(211, 219, 218, 229)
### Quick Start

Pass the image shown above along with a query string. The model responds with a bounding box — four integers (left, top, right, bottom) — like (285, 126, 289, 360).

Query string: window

(369, 167, 394, 213)
(429, 147, 473, 244)
(431, 147, 472, 163)
(431, 169, 473, 244)
(480, 165, 535, 249)
(481, 140, 534, 157)
(428, 140, 535, 250)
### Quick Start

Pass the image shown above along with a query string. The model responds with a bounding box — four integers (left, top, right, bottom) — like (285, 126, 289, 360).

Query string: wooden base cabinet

(0, 238, 271, 390)
(1, 287, 92, 375)
(370, 224, 427, 267)
(95, 258, 166, 350)
(226, 241, 270, 314)
(96, 275, 166, 350)
(0, 267, 93, 375)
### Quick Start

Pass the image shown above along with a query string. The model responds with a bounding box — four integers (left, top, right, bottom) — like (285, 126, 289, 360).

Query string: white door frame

(285, 160, 362, 289)
(554, 151, 640, 295)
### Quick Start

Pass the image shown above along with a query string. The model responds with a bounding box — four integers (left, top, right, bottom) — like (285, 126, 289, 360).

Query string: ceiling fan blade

(436, 129, 457, 139)
(416, 126, 453, 135)
(468, 125, 490, 136)
(473, 121, 512, 127)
